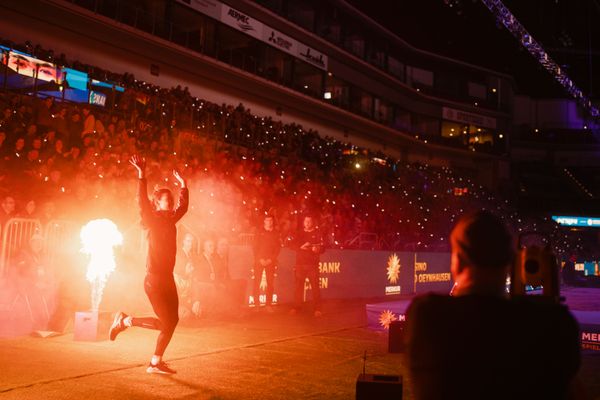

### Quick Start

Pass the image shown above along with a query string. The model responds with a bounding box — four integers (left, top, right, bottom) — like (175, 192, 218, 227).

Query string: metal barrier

(0, 218, 42, 277)
(44, 220, 78, 268)
(238, 233, 255, 247)
(346, 232, 378, 249)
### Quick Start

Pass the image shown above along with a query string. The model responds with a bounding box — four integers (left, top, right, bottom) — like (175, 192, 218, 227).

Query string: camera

(509, 232, 560, 302)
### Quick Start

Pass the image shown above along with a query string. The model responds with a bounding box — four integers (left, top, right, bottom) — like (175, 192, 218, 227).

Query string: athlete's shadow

(163, 375, 222, 399)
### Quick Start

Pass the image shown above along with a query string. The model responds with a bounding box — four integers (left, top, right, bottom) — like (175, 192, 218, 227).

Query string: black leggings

(131, 274, 179, 357)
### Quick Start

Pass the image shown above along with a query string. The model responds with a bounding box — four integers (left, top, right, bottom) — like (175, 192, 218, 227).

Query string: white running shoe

(146, 361, 176, 374)
(109, 312, 128, 341)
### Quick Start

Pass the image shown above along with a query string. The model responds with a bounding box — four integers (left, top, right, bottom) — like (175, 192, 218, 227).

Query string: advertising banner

(262, 28, 297, 57)
(295, 43, 328, 71)
(412, 252, 453, 294)
(176, 0, 328, 71)
(228, 246, 452, 305)
(89, 91, 107, 107)
(552, 215, 600, 228)
(63, 67, 88, 91)
(4, 50, 61, 83)
(442, 106, 497, 129)
(220, 5, 264, 40)
(571, 310, 600, 353)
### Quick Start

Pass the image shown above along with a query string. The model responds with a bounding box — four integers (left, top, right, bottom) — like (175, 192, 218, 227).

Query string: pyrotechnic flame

(80, 219, 123, 311)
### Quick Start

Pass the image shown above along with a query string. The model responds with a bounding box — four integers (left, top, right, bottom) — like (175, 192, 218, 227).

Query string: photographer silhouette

(404, 211, 582, 400)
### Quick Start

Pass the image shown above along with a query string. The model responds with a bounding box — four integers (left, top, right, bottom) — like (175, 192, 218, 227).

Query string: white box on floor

(73, 311, 112, 341)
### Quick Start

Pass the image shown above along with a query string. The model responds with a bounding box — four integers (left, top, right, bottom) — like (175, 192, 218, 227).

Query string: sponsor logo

(304, 277, 329, 290)
(89, 91, 107, 107)
(414, 255, 451, 290)
(385, 254, 402, 295)
(248, 293, 278, 306)
(387, 254, 401, 284)
(268, 30, 293, 51)
(227, 8, 254, 32)
(379, 310, 397, 329)
(379, 310, 405, 329)
(417, 273, 452, 283)
(298, 47, 325, 68)
(582, 332, 600, 342)
(319, 261, 341, 274)
(385, 286, 401, 295)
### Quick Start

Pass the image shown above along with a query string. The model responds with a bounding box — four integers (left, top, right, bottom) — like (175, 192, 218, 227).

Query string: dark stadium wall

(514, 96, 589, 130)
(512, 147, 600, 167)
(0, 0, 507, 188)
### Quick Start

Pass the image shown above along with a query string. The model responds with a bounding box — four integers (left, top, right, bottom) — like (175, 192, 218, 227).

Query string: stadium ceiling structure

(480, 0, 599, 118)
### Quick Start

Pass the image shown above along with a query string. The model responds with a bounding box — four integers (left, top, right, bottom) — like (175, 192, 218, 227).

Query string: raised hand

(129, 155, 146, 178)
(173, 169, 186, 188)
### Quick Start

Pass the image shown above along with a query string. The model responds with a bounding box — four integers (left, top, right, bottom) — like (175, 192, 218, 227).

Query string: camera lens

(524, 259, 539, 274)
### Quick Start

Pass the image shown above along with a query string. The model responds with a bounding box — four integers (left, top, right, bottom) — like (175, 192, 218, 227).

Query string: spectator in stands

(3, 232, 54, 330)
(290, 215, 324, 317)
(17, 200, 38, 219)
(13, 104, 30, 135)
(214, 238, 231, 282)
(175, 233, 197, 276)
(198, 238, 217, 282)
(38, 200, 57, 226)
(252, 215, 280, 311)
(0, 38, 593, 266)
(81, 106, 95, 137)
(13, 233, 50, 289)
(174, 233, 202, 320)
(68, 111, 83, 149)
(0, 195, 16, 227)
(214, 237, 246, 313)
(44, 129, 57, 151)
(0, 131, 7, 158)
(26, 147, 39, 164)
(49, 139, 65, 159)
(192, 238, 218, 315)
(25, 124, 38, 142)
(35, 96, 54, 132)
(0, 107, 14, 133)
(53, 106, 69, 144)
(404, 210, 582, 400)
(13, 136, 26, 158)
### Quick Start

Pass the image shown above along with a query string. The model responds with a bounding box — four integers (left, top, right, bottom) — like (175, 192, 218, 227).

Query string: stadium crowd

(0, 39, 594, 260)
(0, 38, 597, 337)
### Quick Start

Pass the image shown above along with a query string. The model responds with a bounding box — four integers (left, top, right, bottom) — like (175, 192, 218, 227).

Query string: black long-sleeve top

(138, 178, 189, 275)
(253, 228, 281, 265)
(293, 228, 324, 266)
